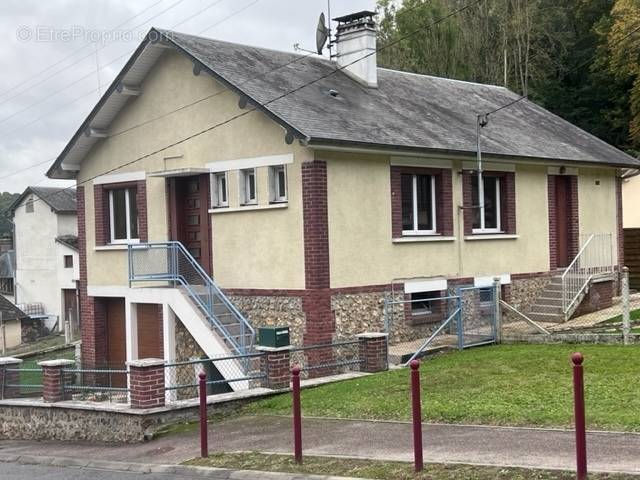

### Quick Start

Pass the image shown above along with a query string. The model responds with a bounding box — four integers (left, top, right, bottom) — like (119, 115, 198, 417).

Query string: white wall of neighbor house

(622, 173, 640, 228)
(578, 168, 618, 254)
(78, 50, 308, 290)
(14, 196, 63, 318)
(55, 242, 79, 291)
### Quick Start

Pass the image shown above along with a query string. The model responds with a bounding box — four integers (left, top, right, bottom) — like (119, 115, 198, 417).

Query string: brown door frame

(549, 174, 579, 270)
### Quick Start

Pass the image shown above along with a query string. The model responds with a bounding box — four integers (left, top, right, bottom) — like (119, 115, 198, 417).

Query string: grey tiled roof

(10, 187, 76, 215)
(55, 235, 78, 251)
(162, 29, 639, 168)
(0, 295, 27, 321)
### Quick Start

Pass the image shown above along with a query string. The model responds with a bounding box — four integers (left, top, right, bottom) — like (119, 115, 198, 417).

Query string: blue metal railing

(128, 241, 255, 355)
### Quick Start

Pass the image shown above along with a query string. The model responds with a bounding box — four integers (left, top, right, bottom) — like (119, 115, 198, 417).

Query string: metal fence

(384, 286, 498, 365)
(2, 366, 42, 399)
(164, 352, 265, 401)
(289, 340, 361, 380)
(62, 367, 129, 403)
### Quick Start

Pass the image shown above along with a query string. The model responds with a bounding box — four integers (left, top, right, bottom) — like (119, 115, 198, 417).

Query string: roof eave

(307, 137, 640, 169)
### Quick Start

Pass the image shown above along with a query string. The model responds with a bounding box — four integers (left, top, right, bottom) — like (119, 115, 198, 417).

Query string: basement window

(411, 291, 439, 315)
(210, 172, 228, 208)
(269, 165, 287, 203)
(239, 168, 257, 205)
(109, 187, 139, 243)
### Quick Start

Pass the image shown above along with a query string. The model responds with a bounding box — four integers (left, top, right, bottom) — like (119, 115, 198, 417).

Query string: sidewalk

(1, 415, 640, 475)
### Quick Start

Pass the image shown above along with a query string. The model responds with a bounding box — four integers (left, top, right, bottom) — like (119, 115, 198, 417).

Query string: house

(45, 11, 639, 373)
(9, 187, 79, 335)
(0, 295, 28, 350)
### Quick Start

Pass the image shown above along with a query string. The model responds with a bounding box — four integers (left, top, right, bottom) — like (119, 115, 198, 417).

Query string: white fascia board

(94, 171, 146, 185)
(462, 161, 515, 172)
(404, 278, 447, 294)
(473, 274, 511, 287)
(207, 154, 293, 173)
(390, 156, 452, 169)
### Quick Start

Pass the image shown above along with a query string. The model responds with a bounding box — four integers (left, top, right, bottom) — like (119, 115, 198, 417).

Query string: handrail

(128, 242, 255, 354)
(561, 234, 595, 282)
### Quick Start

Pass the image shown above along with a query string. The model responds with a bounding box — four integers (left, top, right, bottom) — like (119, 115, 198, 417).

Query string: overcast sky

(0, 0, 377, 193)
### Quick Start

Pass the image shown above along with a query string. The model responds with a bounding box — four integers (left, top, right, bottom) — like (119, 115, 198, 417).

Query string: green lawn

(186, 453, 635, 480)
(243, 344, 640, 431)
(16, 348, 75, 392)
(601, 309, 640, 333)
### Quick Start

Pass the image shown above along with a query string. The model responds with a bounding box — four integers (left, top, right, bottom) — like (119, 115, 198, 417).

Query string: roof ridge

(377, 67, 509, 90)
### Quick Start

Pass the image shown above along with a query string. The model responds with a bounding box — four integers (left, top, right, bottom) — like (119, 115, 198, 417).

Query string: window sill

(393, 236, 456, 243)
(464, 234, 519, 241)
(95, 244, 131, 251)
(209, 203, 288, 214)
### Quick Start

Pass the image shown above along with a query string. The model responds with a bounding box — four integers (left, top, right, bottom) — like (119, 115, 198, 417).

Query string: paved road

(1, 462, 204, 479)
(3, 415, 640, 475)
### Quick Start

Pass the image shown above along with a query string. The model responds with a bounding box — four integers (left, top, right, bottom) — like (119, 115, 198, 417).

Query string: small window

(269, 165, 287, 202)
(472, 175, 501, 233)
(109, 187, 139, 243)
(210, 172, 228, 208)
(479, 287, 493, 305)
(411, 291, 440, 316)
(25, 196, 34, 213)
(402, 174, 436, 235)
(64, 255, 73, 268)
(240, 168, 257, 205)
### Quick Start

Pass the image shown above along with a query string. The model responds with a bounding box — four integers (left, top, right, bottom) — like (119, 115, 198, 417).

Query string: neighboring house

(45, 12, 639, 374)
(9, 187, 79, 333)
(622, 170, 640, 228)
(0, 295, 28, 350)
(0, 250, 15, 302)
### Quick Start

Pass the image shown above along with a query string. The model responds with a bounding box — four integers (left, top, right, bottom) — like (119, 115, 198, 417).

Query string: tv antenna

(316, 1, 333, 57)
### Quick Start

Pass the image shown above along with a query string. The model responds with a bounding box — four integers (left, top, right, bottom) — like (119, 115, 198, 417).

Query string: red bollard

(572, 352, 587, 480)
(199, 371, 208, 458)
(410, 360, 424, 472)
(292, 365, 302, 464)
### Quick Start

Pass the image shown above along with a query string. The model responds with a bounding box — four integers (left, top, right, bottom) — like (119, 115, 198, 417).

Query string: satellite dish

(316, 12, 329, 55)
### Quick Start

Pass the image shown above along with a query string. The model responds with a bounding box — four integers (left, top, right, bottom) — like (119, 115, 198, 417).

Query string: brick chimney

(333, 11, 377, 88)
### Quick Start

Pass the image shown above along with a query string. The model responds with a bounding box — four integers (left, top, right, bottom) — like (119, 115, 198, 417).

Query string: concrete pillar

(257, 346, 292, 390)
(39, 359, 75, 402)
(128, 358, 165, 409)
(0, 357, 23, 400)
(357, 333, 388, 373)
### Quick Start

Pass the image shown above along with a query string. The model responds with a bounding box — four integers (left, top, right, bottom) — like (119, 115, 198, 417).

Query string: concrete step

(527, 311, 565, 323)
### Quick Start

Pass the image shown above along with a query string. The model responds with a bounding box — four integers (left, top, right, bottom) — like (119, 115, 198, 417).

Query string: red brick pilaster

(258, 347, 291, 389)
(128, 359, 165, 409)
(500, 172, 517, 234)
(39, 359, 75, 402)
(357, 333, 388, 373)
(568, 175, 580, 260)
(0, 358, 22, 399)
(462, 171, 474, 235)
(136, 180, 148, 242)
(547, 176, 558, 270)
(93, 184, 109, 246)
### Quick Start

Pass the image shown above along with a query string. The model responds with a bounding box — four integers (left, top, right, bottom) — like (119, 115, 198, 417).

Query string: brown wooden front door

(168, 175, 212, 275)
(105, 298, 127, 387)
(555, 176, 571, 268)
(63, 289, 77, 324)
(137, 303, 164, 359)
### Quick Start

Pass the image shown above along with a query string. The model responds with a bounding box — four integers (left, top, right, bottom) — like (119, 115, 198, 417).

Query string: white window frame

(402, 174, 437, 236)
(269, 165, 287, 203)
(239, 168, 257, 205)
(108, 188, 139, 244)
(210, 172, 228, 208)
(473, 176, 501, 234)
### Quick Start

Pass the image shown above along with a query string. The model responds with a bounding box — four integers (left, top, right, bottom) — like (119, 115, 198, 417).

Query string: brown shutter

(500, 172, 516, 234)
(136, 180, 148, 242)
(94, 185, 110, 246)
(462, 171, 474, 235)
(390, 166, 402, 238)
(437, 169, 453, 236)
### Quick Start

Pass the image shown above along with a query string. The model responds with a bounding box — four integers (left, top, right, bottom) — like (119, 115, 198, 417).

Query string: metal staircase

(527, 234, 614, 323)
(128, 241, 255, 354)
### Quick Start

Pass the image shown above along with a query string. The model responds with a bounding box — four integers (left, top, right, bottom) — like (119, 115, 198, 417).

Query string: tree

(0, 192, 19, 238)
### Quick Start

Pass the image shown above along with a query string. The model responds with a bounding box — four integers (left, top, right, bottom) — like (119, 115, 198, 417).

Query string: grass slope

(186, 453, 636, 479)
(243, 344, 640, 431)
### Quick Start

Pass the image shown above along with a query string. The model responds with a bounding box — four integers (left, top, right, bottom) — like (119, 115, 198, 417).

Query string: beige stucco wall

(324, 151, 620, 289)
(578, 168, 618, 255)
(78, 50, 308, 290)
(4, 319, 21, 349)
(622, 174, 640, 228)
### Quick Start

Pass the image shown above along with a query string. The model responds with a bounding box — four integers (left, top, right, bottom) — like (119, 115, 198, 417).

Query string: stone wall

(174, 320, 206, 362)
(572, 279, 615, 318)
(229, 295, 305, 346)
(508, 274, 553, 313)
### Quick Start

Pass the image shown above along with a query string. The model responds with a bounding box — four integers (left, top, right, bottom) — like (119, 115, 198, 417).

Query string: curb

(0, 452, 367, 480)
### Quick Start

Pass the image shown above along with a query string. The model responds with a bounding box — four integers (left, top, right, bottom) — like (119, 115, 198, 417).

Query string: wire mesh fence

(164, 352, 265, 401)
(62, 367, 129, 403)
(289, 340, 361, 380)
(2, 367, 42, 399)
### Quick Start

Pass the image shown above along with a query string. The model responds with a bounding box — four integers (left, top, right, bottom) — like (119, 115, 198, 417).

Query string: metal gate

(384, 285, 497, 365)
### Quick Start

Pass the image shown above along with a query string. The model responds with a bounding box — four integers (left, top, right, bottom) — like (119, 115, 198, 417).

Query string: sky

(0, 0, 377, 193)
